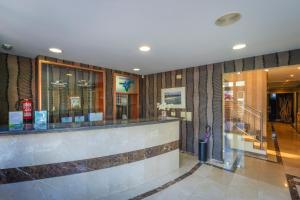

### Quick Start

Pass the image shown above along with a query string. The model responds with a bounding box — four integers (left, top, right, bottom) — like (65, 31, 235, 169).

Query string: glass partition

(39, 60, 105, 123)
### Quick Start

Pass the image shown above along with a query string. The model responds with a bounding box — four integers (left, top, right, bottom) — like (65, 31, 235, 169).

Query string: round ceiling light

(133, 68, 140, 71)
(233, 43, 246, 50)
(49, 48, 62, 53)
(215, 12, 241, 27)
(1, 43, 13, 51)
(139, 46, 151, 52)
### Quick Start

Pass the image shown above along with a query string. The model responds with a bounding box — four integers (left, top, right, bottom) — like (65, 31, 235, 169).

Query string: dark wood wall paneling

(185, 68, 194, 153)
(143, 49, 300, 161)
(0, 54, 9, 125)
(0, 53, 141, 124)
(0, 54, 34, 125)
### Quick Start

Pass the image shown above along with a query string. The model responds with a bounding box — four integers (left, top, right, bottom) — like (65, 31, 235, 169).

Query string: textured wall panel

(148, 74, 154, 117)
(199, 66, 207, 140)
(156, 73, 162, 114)
(7, 55, 19, 112)
(145, 75, 149, 118)
(18, 57, 32, 100)
(212, 63, 223, 161)
(161, 72, 166, 89)
(165, 71, 172, 88)
(243, 57, 255, 71)
(277, 51, 289, 66)
(31, 59, 36, 111)
(234, 59, 244, 72)
(142, 77, 146, 118)
(186, 67, 194, 153)
(255, 56, 264, 69)
(175, 70, 182, 118)
(181, 69, 187, 151)
(139, 78, 143, 118)
(206, 64, 213, 159)
(105, 69, 113, 120)
(0, 54, 9, 125)
(289, 49, 300, 65)
(193, 67, 200, 155)
(171, 70, 176, 87)
(264, 53, 278, 68)
(224, 61, 235, 73)
(153, 74, 157, 117)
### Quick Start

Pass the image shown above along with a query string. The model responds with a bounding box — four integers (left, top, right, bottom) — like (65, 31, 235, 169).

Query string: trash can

(198, 139, 207, 162)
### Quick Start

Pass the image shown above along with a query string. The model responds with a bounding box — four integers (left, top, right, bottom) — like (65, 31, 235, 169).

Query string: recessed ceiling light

(237, 72, 241, 75)
(264, 69, 269, 72)
(49, 48, 62, 53)
(139, 46, 151, 52)
(133, 68, 140, 71)
(65, 73, 72, 76)
(1, 43, 13, 51)
(233, 43, 246, 50)
(290, 74, 294, 77)
(215, 12, 241, 27)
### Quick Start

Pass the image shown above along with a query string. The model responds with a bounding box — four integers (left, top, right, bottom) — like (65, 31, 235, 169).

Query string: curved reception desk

(0, 118, 179, 199)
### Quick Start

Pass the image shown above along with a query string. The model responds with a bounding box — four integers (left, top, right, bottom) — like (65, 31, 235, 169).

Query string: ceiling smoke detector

(215, 12, 241, 27)
(1, 43, 13, 51)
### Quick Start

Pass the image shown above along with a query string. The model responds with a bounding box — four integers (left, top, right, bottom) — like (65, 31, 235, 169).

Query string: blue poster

(34, 111, 48, 130)
(75, 116, 85, 123)
(89, 112, 103, 122)
(61, 117, 72, 123)
(9, 111, 23, 131)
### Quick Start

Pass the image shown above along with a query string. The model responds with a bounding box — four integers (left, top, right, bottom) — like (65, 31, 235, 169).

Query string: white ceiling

(267, 65, 300, 89)
(1, 0, 300, 75)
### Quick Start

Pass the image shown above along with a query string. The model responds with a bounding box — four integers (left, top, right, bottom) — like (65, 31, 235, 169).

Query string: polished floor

(106, 122, 300, 200)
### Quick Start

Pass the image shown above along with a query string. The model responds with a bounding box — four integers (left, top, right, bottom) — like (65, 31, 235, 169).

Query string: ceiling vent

(215, 12, 241, 27)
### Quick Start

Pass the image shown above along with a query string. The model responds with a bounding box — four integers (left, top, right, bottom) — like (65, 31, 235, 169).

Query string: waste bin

(198, 139, 207, 162)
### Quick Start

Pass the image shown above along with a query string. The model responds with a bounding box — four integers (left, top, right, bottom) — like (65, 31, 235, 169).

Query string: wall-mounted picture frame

(161, 87, 186, 109)
(70, 96, 81, 110)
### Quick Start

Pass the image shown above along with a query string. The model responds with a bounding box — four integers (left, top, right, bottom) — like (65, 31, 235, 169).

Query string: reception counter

(0, 118, 180, 199)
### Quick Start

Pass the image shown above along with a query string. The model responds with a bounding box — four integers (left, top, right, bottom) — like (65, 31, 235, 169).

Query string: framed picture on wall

(161, 87, 186, 109)
(70, 96, 81, 110)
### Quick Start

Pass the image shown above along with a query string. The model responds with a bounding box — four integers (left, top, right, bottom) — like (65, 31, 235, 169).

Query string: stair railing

(224, 97, 264, 149)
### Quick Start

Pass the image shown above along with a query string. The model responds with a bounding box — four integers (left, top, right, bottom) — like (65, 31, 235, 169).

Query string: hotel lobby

(0, 1, 300, 200)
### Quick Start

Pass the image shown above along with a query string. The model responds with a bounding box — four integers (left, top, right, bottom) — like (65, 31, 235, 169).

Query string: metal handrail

(226, 99, 264, 149)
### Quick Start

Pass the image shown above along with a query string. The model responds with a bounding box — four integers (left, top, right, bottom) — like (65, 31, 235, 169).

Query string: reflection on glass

(41, 64, 104, 123)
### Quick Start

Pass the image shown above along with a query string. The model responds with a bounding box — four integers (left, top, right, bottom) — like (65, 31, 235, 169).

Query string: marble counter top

(0, 117, 179, 136)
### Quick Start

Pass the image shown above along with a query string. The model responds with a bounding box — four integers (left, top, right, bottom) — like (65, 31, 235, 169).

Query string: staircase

(224, 99, 266, 155)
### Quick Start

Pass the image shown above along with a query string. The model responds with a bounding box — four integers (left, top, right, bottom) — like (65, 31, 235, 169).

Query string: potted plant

(157, 102, 172, 119)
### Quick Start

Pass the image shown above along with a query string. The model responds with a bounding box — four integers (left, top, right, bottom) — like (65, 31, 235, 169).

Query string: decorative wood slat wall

(0, 53, 141, 125)
(142, 49, 300, 161)
(7, 55, 19, 112)
(186, 68, 194, 153)
(0, 54, 9, 125)
(193, 67, 200, 155)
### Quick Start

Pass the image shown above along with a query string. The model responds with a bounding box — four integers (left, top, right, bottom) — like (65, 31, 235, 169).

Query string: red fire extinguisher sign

(21, 99, 33, 121)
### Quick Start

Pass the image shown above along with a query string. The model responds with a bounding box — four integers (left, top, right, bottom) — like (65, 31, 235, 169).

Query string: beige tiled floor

(107, 122, 300, 200)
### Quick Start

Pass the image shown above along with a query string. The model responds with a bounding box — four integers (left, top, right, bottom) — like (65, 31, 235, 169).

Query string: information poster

(34, 111, 48, 130)
(89, 112, 103, 122)
(75, 116, 85, 123)
(9, 111, 23, 131)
